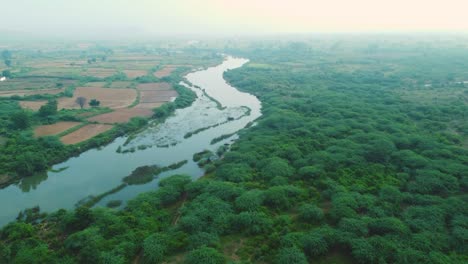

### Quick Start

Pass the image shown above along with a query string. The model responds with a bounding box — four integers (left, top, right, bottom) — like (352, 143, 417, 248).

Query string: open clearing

(84, 82, 107, 87)
(140, 90, 178, 103)
(135, 102, 164, 109)
(0, 78, 75, 91)
(108, 81, 133, 88)
(60, 124, 113, 144)
(123, 70, 147, 78)
(34, 122, 82, 137)
(81, 68, 118, 78)
(136, 82, 171, 90)
(58, 87, 137, 109)
(87, 108, 153, 123)
(0, 88, 64, 97)
(153, 66, 176, 78)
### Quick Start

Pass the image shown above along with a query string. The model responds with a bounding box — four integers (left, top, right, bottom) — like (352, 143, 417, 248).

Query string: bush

(298, 204, 324, 223)
(275, 247, 308, 264)
(184, 246, 225, 264)
(143, 233, 167, 264)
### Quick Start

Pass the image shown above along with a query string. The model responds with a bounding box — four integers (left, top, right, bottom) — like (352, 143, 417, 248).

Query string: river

(0, 56, 261, 226)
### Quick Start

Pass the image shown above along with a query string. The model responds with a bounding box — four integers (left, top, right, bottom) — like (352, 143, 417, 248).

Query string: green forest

(1, 37, 467, 263)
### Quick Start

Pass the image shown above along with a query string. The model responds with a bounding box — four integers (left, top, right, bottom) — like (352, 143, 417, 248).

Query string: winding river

(0, 56, 261, 226)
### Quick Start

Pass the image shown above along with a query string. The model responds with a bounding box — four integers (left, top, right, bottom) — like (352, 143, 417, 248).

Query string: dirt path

(172, 193, 188, 226)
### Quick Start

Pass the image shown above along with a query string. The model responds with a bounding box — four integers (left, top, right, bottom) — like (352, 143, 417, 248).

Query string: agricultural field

(153, 66, 176, 78)
(58, 87, 137, 109)
(0, 43, 221, 184)
(34, 121, 81, 137)
(123, 69, 147, 78)
(136, 82, 172, 90)
(81, 68, 117, 78)
(0, 88, 64, 97)
(60, 124, 113, 144)
(107, 81, 133, 88)
(87, 108, 153, 124)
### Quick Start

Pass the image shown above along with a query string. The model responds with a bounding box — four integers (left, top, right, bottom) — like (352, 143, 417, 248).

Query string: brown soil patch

(109, 81, 133, 88)
(0, 88, 64, 97)
(123, 70, 147, 78)
(81, 68, 117, 78)
(140, 90, 178, 103)
(0, 78, 75, 91)
(19, 101, 47, 111)
(58, 87, 137, 109)
(85, 82, 106, 87)
(153, 67, 176, 78)
(135, 102, 164, 109)
(136, 82, 171, 91)
(34, 122, 82, 137)
(60, 124, 113, 144)
(23, 61, 85, 68)
(87, 108, 153, 124)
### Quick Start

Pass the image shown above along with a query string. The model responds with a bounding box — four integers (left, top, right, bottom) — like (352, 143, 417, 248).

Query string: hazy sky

(1, 0, 468, 37)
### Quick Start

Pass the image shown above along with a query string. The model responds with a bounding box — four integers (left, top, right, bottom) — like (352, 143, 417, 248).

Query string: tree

(303, 232, 329, 257)
(38, 99, 58, 117)
(298, 204, 324, 223)
(143, 234, 167, 263)
(275, 247, 308, 264)
(215, 163, 253, 182)
(1, 50, 12, 60)
(184, 246, 225, 264)
(10, 111, 31, 130)
(297, 166, 322, 180)
(235, 189, 264, 212)
(231, 211, 273, 235)
(259, 157, 294, 180)
(15, 152, 47, 176)
(76, 97, 87, 109)
(2, 70, 11, 78)
(89, 99, 100, 107)
(4, 60, 11, 67)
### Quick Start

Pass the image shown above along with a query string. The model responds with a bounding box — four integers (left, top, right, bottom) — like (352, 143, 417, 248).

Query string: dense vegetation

(1, 37, 467, 263)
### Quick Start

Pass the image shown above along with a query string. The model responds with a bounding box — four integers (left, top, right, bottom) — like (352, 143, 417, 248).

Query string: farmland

(87, 108, 153, 124)
(57, 86, 137, 109)
(0, 43, 222, 185)
(153, 66, 176, 78)
(34, 121, 81, 137)
(60, 124, 113, 144)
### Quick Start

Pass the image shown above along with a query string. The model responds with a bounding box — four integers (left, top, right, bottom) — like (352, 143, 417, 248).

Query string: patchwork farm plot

(87, 108, 153, 124)
(81, 68, 118, 78)
(34, 122, 82, 137)
(0, 88, 64, 97)
(57, 87, 137, 109)
(108, 81, 133, 88)
(153, 66, 176, 78)
(123, 70, 147, 78)
(60, 124, 113, 145)
(136, 82, 178, 108)
(1, 44, 221, 146)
